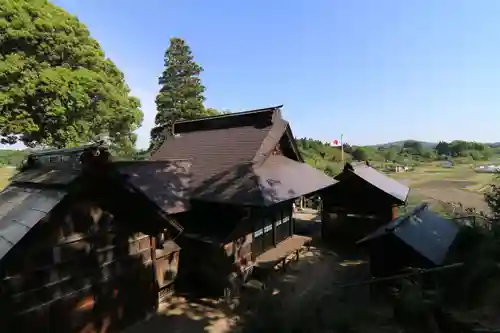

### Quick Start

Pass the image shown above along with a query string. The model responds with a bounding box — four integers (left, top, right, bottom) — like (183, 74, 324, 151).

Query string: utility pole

(340, 134, 344, 163)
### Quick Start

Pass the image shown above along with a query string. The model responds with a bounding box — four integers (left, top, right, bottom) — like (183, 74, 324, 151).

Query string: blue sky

(39, 1, 500, 148)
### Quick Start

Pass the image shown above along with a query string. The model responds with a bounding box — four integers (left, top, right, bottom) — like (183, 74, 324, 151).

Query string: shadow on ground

(124, 295, 237, 333)
(125, 215, 386, 333)
(230, 239, 382, 333)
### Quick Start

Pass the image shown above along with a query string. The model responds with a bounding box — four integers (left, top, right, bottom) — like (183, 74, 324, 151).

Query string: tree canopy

(296, 138, 352, 176)
(351, 147, 369, 161)
(297, 137, 498, 178)
(0, 0, 142, 154)
(150, 37, 209, 150)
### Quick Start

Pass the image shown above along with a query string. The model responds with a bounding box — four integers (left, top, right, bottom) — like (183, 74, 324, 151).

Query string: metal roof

(357, 204, 459, 265)
(10, 168, 79, 186)
(0, 186, 66, 261)
(339, 163, 410, 203)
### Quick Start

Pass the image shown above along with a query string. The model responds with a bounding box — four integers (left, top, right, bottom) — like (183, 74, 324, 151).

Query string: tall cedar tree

(150, 38, 206, 150)
(0, 0, 142, 155)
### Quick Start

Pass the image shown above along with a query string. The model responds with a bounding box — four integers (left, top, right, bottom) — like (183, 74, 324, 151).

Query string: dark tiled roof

(152, 107, 279, 204)
(0, 186, 67, 261)
(152, 106, 335, 206)
(357, 203, 459, 265)
(10, 168, 80, 186)
(255, 155, 337, 205)
(0, 145, 191, 264)
(113, 160, 192, 215)
(338, 163, 410, 203)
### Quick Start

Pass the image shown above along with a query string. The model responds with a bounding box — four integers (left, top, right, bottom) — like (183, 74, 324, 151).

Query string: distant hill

(370, 140, 500, 149)
(368, 140, 438, 149)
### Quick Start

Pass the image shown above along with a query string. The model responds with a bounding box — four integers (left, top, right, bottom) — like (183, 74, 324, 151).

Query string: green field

(390, 162, 496, 213)
(0, 167, 15, 191)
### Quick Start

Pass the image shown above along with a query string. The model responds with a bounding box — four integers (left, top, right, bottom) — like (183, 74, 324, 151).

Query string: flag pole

(341, 134, 344, 163)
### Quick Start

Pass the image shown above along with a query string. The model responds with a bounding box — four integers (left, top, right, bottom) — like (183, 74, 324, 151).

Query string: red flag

(331, 139, 340, 146)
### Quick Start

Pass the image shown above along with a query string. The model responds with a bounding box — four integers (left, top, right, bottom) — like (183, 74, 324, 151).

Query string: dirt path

(125, 211, 370, 333)
(124, 296, 237, 333)
(260, 243, 370, 319)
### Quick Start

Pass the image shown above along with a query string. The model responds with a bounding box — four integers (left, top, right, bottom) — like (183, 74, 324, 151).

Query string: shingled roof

(0, 145, 191, 264)
(151, 106, 337, 206)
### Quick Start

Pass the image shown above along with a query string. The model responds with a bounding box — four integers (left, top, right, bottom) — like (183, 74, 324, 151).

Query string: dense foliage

(297, 137, 497, 175)
(0, 0, 142, 155)
(296, 138, 352, 176)
(150, 37, 208, 150)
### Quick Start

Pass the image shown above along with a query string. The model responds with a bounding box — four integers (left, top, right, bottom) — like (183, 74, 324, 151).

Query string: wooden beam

(337, 262, 464, 289)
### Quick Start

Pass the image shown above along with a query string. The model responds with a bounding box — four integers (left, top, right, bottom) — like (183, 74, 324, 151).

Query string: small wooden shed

(356, 203, 459, 277)
(321, 162, 410, 242)
(0, 144, 191, 333)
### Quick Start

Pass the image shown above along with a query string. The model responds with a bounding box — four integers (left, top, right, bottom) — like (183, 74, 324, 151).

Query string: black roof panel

(0, 186, 66, 261)
(357, 204, 459, 265)
(339, 163, 410, 203)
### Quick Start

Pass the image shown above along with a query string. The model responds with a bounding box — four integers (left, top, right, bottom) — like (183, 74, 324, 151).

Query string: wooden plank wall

(1, 200, 158, 333)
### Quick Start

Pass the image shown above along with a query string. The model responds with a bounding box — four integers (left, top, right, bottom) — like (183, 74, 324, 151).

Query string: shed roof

(337, 163, 410, 204)
(0, 145, 192, 263)
(113, 160, 192, 215)
(0, 186, 66, 262)
(357, 203, 459, 265)
(152, 106, 336, 206)
(192, 155, 337, 206)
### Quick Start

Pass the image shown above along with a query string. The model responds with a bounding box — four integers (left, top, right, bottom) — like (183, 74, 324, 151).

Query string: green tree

(352, 147, 369, 161)
(205, 107, 231, 116)
(0, 0, 142, 153)
(449, 140, 468, 157)
(485, 180, 500, 234)
(435, 141, 450, 156)
(384, 149, 397, 161)
(150, 37, 206, 150)
(342, 143, 353, 154)
(403, 140, 424, 155)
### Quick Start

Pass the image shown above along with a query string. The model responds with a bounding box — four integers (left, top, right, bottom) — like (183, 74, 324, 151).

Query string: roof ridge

(251, 117, 288, 166)
(174, 106, 281, 134)
(175, 105, 283, 125)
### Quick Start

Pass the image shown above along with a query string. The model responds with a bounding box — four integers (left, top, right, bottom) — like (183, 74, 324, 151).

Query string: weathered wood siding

(0, 197, 171, 333)
(175, 201, 294, 297)
(322, 189, 395, 242)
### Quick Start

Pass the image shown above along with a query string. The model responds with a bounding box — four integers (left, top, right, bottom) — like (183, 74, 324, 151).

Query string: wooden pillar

(391, 205, 398, 220)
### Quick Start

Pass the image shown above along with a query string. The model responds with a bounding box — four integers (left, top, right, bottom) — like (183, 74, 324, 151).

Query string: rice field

(390, 163, 497, 212)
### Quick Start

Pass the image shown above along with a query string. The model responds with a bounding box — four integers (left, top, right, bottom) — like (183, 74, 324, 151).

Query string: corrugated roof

(339, 163, 410, 203)
(357, 204, 459, 265)
(0, 186, 66, 261)
(114, 160, 192, 215)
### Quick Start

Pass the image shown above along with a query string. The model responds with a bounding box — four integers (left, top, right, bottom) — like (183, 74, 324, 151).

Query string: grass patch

(391, 163, 495, 194)
(0, 167, 15, 190)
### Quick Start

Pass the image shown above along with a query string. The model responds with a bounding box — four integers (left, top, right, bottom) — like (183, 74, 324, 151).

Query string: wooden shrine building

(0, 144, 191, 333)
(151, 106, 336, 296)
